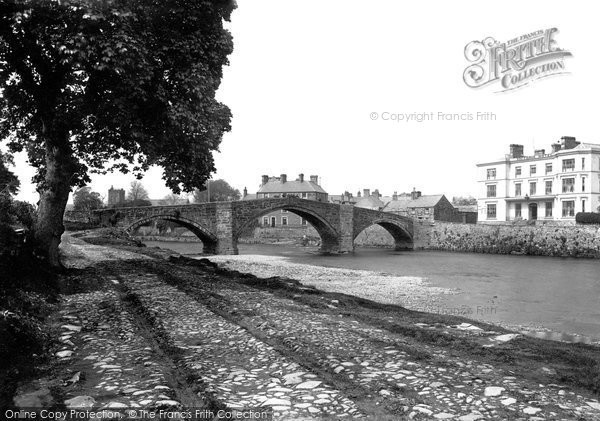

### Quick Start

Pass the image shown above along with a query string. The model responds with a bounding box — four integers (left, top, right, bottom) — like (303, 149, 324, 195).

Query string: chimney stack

(243, 187, 247, 197)
(411, 187, 418, 200)
(280, 174, 287, 183)
(373, 189, 380, 197)
(392, 191, 398, 201)
(551, 143, 561, 153)
(310, 175, 319, 184)
(363, 189, 370, 197)
(561, 136, 579, 150)
(261, 175, 269, 185)
(534, 149, 545, 157)
(357, 191, 362, 198)
(299, 173, 304, 182)
(509, 144, 524, 158)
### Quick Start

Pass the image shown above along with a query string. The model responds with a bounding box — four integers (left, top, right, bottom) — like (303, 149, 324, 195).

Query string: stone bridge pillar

(214, 202, 238, 255)
(334, 204, 354, 254)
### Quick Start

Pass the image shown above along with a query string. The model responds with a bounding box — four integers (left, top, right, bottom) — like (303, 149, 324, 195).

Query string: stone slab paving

(54, 289, 180, 410)
(124, 273, 364, 419)
(154, 263, 600, 421)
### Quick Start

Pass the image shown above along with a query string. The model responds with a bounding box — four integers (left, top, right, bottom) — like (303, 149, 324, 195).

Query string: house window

(301, 192, 307, 198)
(562, 159, 575, 171)
(530, 165, 536, 175)
(562, 178, 575, 193)
(545, 163, 552, 174)
(301, 218, 307, 226)
(545, 201, 553, 217)
(487, 184, 496, 198)
(582, 199, 586, 213)
(487, 204, 497, 219)
(281, 216, 288, 226)
(515, 166, 522, 177)
(582, 177, 586, 192)
(487, 168, 496, 179)
(545, 181, 552, 195)
(515, 203, 522, 218)
(262, 217, 269, 226)
(562, 201, 575, 217)
(530, 182, 536, 196)
(270, 216, 276, 226)
(515, 183, 522, 197)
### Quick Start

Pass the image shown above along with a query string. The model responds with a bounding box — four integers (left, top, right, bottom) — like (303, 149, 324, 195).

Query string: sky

(8, 0, 600, 204)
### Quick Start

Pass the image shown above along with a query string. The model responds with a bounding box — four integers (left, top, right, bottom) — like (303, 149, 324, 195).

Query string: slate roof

(242, 193, 258, 201)
(382, 195, 445, 212)
(257, 179, 327, 194)
(354, 195, 385, 210)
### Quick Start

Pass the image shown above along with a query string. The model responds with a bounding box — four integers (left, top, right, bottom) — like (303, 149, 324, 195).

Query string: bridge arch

(234, 204, 341, 253)
(126, 214, 219, 254)
(353, 218, 414, 251)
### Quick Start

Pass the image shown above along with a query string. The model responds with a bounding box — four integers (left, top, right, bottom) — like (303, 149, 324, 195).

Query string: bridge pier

(214, 202, 238, 255)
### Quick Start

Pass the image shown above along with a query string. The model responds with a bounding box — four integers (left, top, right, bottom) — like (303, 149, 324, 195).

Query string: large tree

(193, 179, 240, 203)
(72, 186, 103, 211)
(0, 0, 235, 266)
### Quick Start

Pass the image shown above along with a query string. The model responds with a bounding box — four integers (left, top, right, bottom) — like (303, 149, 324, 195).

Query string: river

(143, 241, 600, 345)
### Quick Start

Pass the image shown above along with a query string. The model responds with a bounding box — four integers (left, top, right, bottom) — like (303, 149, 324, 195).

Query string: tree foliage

(73, 186, 103, 211)
(0, 0, 235, 265)
(452, 196, 477, 206)
(193, 179, 240, 203)
(127, 180, 149, 201)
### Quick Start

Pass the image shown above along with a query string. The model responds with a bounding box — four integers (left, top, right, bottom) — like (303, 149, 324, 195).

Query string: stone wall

(413, 222, 600, 258)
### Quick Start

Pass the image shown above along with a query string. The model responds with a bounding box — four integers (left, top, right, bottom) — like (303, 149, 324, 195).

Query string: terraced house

(477, 136, 600, 223)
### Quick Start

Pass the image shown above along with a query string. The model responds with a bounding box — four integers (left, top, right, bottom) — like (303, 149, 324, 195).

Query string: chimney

(551, 143, 561, 153)
(299, 173, 304, 182)
(392, 191, 398, 201)
(261, 175, 269, 185)
(373, 189, 380, 197)
(411, 187, 418, 200)
(357, 191, 362, 198)
(416, 191, 422, 198)
(363, 189, 370, 197)
(310, 175, 319, 184)
(509, 144, 524, 158)
(280, 174, 287, 183)
(561, 136, 579, 150)
(243, 187, 247, 197)
(534, 149, 545, 157)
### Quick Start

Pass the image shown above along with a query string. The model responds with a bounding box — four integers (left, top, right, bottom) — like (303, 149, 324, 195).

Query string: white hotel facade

(477, 137, 600, 223)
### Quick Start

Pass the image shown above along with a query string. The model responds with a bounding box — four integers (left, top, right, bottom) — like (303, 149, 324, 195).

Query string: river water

(144, 241, 600, 345)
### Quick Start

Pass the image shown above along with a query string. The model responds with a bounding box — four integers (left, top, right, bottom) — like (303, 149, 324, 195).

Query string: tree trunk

(34, 140, 76, 268)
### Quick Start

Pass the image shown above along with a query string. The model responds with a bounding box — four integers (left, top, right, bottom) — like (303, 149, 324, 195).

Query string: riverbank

(8, 231, 600, 419)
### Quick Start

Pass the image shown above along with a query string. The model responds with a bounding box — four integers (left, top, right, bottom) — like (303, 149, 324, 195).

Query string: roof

(242, 193, 258, 201)
(383, 194, 445, 212)
(354, 195, 384, 210)
(455, 205, 478, 213)
(257, 179, 327, 194)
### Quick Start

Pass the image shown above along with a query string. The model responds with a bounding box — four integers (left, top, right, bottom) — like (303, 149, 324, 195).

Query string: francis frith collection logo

(463, 28, 572, 92)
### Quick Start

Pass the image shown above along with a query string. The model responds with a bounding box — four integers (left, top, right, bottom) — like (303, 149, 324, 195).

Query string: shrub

(575, 212, 600, 225)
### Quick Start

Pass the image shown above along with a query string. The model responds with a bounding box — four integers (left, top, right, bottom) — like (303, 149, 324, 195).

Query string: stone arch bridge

(92, 197, 414, 255)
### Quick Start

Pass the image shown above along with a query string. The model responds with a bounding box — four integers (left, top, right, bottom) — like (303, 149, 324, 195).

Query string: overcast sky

(9, 0, 600, 203)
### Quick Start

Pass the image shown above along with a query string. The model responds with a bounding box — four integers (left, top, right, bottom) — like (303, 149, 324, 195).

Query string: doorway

(529, 203, 538, 220)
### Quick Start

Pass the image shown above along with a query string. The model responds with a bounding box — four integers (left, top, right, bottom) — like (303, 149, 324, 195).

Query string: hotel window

(515, 183, 522, 197)
(530, 165, 536, 175)
(487, 204, 496, 219)
(262, 217, 269, 226)
(582, 177, 586, 192)
(530, 182, 536, 196)
(562, 159, 575, 171)
(582, 199, 586, 213)
(582, 157, 586, 170)
(545, 201, 553, 217)
(545, 181, 552, 195)
(562, 200, 575, 217)
(281, 216, 288, 226)
(545, 163, 552, 174)
(515, 203, 522, 218)
(562, 177, 575, 193)
(515, 166, 521, 177)
(487, 168, 496, 179)
(487, 184, 496, 198)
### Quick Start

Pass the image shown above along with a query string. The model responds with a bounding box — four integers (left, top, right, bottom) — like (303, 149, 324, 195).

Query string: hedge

(575, 212, 600, 224)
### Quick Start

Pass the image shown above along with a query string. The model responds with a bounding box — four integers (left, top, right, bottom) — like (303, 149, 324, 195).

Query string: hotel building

(477, 136, 600, 223)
